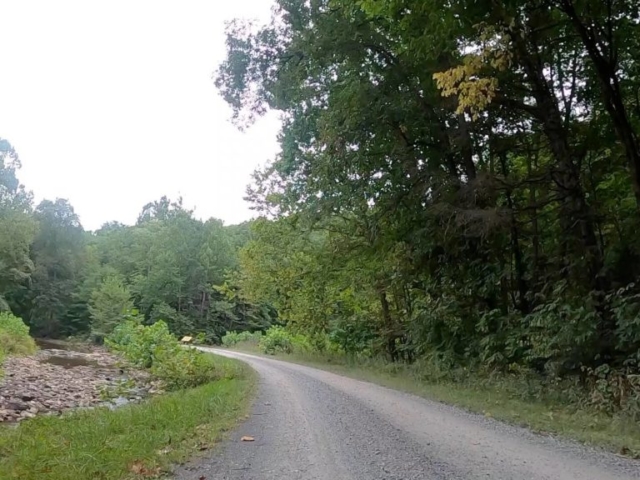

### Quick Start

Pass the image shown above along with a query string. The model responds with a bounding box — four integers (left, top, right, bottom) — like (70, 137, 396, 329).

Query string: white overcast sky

(0, 1, 280, 230)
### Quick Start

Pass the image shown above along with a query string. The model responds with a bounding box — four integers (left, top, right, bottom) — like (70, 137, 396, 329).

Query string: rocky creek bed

(0, 342, 161, 423)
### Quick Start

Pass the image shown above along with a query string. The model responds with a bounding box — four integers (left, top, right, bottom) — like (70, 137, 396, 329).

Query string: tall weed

(260, 326, 293, 354)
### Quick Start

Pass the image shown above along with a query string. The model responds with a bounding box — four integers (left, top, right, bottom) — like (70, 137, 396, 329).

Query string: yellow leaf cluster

(433, 59, 499, 120)
(433, 27, 513, 120)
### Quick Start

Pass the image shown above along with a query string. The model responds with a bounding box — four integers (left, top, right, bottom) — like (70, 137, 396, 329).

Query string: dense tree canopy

(0, 140, 36, 313)
(217, 0, 640, 377)
(0, 139, 274, 341)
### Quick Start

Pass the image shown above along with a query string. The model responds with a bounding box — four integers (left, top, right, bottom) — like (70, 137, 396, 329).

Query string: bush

(290, 332, 314, 353)
(150, 347, 221, 390)
(106, 316, 221, 390)
(327, 318, 377, 356)
(259, 326, 293, 355)
(221, 330, 262, 347)
(0, 312, 37, 358)
(106, 318, 175, 369)
(221, 331, 241, 346)
(251, 327, 341, 357)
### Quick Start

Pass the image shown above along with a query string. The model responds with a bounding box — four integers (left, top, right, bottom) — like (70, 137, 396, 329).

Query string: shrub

(290, 333, 314, 353)
(150, 347, 221, 390)
(106, 316, 221, 390)
(0, 312, 37, 357)
(221, 331, 241, 346)
(327, 318, 377, 356)
(252, 327, 341, 356)
(259, 326, 293, 355)
(107, 318, 175, 369)
(221, 330, 262, 347)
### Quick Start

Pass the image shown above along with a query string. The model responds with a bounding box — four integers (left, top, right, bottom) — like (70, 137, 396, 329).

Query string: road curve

(174, 349, 640, 480)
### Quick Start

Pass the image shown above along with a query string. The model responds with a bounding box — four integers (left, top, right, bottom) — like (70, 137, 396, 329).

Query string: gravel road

(174, 349, 640, 480)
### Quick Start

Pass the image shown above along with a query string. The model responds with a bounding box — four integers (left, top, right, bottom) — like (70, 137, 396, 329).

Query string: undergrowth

(0, 312, 37, 356)
(221, 330, 262, 347)
(0, 312, 37, 374)
(106, 314, 221, 390)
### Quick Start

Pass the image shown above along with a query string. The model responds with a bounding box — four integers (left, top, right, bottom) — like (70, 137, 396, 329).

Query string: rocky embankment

(0, 345, 160, 423)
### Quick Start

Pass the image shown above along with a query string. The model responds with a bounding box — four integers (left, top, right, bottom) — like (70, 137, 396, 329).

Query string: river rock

(0, 345, 154, 423)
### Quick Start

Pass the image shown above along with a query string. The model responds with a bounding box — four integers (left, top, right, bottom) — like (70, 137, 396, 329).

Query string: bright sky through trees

(0, 0, 280, 230)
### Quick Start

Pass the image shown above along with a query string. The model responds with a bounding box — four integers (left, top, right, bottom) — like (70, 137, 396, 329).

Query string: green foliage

(214, 0, 640, 418)
(608, 285, 640, 366)
(327, 317, 379, 357)
(89, 276, 133, 340)
(222, 330, 262, 346)
(0, 139, 36, 315)
(259, 326, 293, 355)
(4, 0, 640, 432)
(23, 198, 88, 338)
(193, 332, 207, 345)
(106, 315, 221, 390)
(0, 311, 37, 358)
(106, 316, 170, 369)
(151, 346, 222, 390)
(91, 199, 275, 342)
(0, 141, 274, 344)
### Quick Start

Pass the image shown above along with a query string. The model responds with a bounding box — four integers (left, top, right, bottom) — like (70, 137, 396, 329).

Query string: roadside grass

(0, 356, 256, 480)
(230, 343, 640, 458)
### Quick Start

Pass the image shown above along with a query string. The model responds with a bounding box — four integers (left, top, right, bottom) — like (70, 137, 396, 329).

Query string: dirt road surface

(173, 349, 640, 480)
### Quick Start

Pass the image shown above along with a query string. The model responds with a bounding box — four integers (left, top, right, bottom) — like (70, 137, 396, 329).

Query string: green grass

(231, 344, 640, 458)
(0, 356, 256, 480)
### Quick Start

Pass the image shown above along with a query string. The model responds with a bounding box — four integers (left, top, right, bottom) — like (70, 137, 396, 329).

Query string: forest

(214, 0, 640, 408)
(0, 138, 274, 343)
(4, 0, 640, 414)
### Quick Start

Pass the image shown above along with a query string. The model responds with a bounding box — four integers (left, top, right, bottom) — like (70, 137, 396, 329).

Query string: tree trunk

(511, 25, 603, 286)
(200, 290, 206, 317)
(526, 141, 541, 288)
(379, 289, 397, 362)
(499, 152, 530, 314)
(456, 113, 477, 181)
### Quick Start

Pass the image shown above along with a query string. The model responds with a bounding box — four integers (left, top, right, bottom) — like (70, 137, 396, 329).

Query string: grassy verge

(231, 344, 640, 457)
(0, 356, 256, 480)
